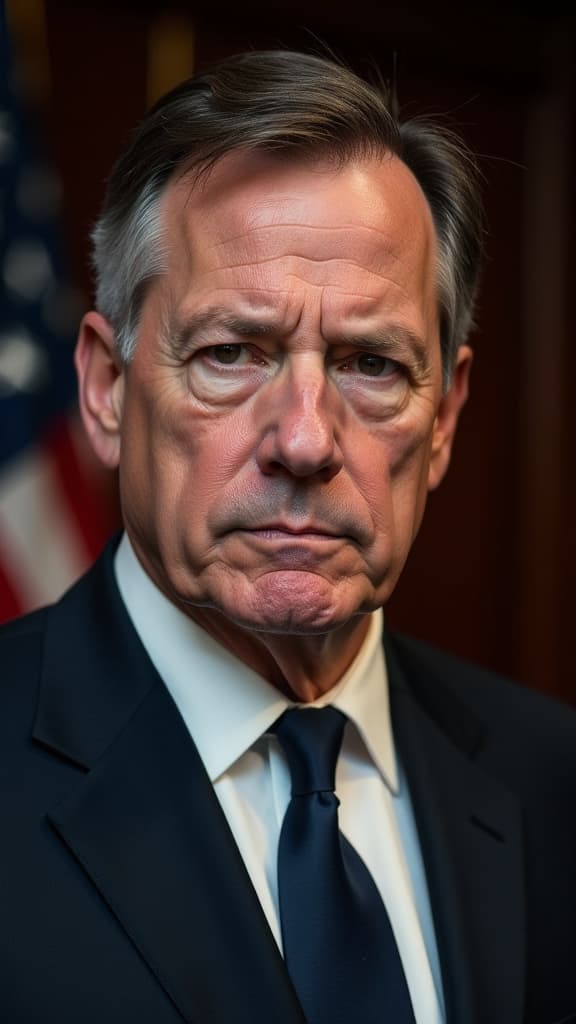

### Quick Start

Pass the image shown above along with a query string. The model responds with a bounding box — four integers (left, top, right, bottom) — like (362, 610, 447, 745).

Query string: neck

(181, 606, 372, 702)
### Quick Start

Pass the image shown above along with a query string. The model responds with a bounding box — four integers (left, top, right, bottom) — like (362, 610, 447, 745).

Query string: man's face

(79, 151, 470, 638)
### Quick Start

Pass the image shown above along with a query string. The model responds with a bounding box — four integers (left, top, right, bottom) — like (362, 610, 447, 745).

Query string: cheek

(124, 391, 255, 532)
(116, 382, 192, 529)
(357, 411, 434, 519)
(358, 425, 434, 600)
(393, 426, 434, 511)
(172, 411, 257, 513)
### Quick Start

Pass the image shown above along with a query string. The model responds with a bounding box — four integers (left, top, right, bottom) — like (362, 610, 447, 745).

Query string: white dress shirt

(115, 533, 445, 1022)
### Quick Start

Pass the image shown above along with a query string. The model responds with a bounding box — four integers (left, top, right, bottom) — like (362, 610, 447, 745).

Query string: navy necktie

(275, 706, 416, 1024)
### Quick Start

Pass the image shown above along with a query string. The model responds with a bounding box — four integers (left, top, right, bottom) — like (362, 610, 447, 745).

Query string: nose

(255, 356, 344, 481)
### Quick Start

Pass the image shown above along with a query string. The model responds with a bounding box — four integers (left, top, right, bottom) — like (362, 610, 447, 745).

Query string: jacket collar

(387, 632, 525, 1024)
(33, 544, 305, 1024)
(33, 537, 156, 768)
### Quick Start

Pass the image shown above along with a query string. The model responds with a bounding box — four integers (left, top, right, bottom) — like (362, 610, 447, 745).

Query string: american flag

(0, 5, 114, 622)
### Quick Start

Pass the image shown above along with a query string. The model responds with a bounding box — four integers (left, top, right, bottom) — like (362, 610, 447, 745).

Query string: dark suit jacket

(2, 543, 576, 1023)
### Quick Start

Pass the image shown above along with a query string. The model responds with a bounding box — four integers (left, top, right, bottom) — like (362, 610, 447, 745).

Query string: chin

(216, 570, 373, 636)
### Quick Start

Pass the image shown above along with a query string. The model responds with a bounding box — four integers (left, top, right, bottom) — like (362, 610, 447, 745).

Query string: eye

(338, 352, 401, 379)
(356, 353, 397, 377)
(209, 344, 246, 365)
(187, 342, 272, 403)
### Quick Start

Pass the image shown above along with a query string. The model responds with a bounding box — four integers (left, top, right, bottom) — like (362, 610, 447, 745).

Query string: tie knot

(275, 706, 346, 796)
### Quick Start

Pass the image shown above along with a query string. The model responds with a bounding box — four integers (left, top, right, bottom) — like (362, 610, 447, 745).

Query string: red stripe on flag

(0, 556, 24, 622)
(42, 414, 115, 564)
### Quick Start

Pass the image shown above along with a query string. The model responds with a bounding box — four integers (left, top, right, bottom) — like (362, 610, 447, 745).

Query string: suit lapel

(33, 546, 526, 1023)
(387, 635, 525, 1024)
(33, 548, 304, 1024)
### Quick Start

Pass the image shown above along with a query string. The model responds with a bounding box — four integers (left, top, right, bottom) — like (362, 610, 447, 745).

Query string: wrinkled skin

(76, 151, 471, 699)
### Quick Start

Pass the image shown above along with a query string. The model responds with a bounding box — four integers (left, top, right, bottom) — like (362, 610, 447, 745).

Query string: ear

(74, 311, 124, 469)
(427, 345, 473, 491)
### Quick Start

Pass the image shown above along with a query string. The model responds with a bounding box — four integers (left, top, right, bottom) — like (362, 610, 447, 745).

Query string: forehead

(158, 150, 438, 327)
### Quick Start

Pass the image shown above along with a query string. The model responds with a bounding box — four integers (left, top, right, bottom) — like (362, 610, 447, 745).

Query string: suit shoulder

(387, 630, 576, 751)
(0, 605, 48, 642)
(0, 607, 48, 715)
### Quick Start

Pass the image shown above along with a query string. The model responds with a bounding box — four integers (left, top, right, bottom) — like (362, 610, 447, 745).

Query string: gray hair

(91, 50, 483, 386)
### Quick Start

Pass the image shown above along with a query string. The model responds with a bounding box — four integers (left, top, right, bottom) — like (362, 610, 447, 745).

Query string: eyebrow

(167, 308, 276, 360)
(167, 307, 433, 377)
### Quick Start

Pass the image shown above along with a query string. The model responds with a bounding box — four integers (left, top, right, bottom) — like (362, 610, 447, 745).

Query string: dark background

(12, 1, 576, 703)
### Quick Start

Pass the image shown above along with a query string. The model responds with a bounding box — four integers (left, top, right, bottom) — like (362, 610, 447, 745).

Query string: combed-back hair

(91, 50, 483, 385)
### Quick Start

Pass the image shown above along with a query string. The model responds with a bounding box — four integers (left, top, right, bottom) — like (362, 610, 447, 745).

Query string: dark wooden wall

(18, 1, 576, 702)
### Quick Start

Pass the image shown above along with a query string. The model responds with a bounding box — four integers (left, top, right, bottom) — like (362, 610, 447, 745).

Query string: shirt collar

(115, 533, 398, 793)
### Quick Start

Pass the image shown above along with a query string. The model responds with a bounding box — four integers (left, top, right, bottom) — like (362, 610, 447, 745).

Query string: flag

(0, 3, 115, 622)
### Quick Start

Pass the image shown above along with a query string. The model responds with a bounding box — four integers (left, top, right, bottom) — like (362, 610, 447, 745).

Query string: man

(2, 50, 575, 1024)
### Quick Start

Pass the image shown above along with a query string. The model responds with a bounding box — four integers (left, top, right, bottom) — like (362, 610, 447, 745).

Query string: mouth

(253, 528, 338, 539)
(233, 523, 355, 544)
